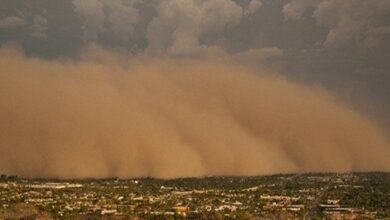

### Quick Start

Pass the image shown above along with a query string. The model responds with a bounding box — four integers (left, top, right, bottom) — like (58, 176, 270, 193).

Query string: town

(0, 173, 389, 219)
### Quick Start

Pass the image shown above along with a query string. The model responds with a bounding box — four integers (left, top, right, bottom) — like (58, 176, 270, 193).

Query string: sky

(0, 0, 389, 178)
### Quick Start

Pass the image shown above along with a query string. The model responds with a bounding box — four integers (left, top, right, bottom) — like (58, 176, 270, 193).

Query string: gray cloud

(282, 0, 319, 20)
(145, 0, 243, 56)
(283, 0, 390, 48)
(73, 0, 139, 42)
(244, 0, 263, 15)
(315, 0, 390, 48)
(72, 0, 106, 40)
(235, 47, 283, 63)
(29, 15, 48, 39)
(105, 0, 139, 42)
(0, 16, 26, 29)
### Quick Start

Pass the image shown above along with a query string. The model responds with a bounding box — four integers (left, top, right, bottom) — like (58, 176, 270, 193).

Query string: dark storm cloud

(283, 0, 390, 49)
(0, 0, 83, 58)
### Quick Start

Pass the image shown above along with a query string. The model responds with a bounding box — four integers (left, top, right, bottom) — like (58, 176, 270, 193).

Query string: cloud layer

(0, 45, 389, 179)
(73, 0, 139, 42)
(145, 0, 243, 56)
(0, 16, 26, 29)
(283, 0, 390, 48)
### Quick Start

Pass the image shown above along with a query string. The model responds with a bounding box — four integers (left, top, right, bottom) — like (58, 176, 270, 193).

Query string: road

(303, 175, 335, 220)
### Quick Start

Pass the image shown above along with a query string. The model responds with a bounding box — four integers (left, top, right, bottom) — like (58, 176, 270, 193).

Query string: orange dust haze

(0, 45, 389, 178)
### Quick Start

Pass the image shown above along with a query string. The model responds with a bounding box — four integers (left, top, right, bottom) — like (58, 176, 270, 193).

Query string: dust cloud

(0, 45, 389, 179)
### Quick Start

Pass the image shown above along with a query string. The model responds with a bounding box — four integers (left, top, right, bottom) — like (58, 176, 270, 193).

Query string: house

(172, 206, 189, 217)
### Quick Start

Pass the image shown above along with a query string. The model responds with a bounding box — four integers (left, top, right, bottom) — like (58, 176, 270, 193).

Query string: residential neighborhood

(0, 173, 388, 219)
